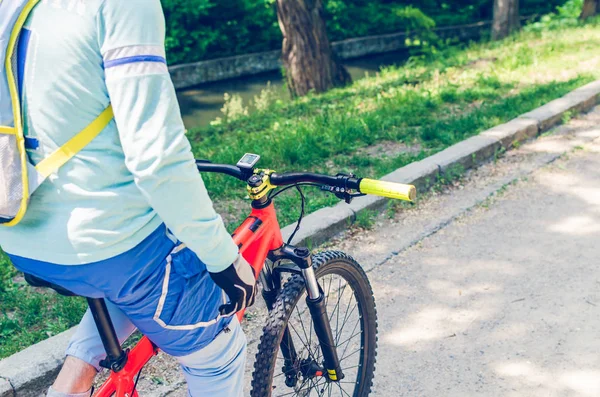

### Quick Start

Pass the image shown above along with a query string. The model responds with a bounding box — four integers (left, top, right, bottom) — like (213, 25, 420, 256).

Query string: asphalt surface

(148, 108, 600, 396)
(327, 110, 600, 397)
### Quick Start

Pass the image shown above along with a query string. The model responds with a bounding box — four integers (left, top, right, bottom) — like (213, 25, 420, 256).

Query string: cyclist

(0, 0, 256, 396)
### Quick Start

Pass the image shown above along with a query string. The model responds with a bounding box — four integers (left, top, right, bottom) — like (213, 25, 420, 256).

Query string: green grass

(434, 164, 465, 192)
(191, 20, 600, 228)
(0, 254, 87, 358)
(355, 209, 377, 230)
(3, 19, 600, 359)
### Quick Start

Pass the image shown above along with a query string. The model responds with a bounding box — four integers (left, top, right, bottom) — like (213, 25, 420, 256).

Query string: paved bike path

(324, 110, 600, 396)
(153, 108, 600, 396)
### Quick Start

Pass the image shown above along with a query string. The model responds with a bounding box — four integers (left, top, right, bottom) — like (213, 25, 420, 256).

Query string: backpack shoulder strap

(1, 0, 41, 227)
(35, 105, 114, 178)
(0, 126, 17, 134)
(1, 0, 113, 227)
(5, 0, 40, 129)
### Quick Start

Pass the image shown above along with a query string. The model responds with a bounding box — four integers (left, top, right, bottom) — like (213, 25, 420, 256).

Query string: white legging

(59, 301, 246, 397)
(47, 387, 92, 397)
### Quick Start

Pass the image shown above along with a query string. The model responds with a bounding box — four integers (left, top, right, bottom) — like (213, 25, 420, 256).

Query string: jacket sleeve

(96, 0, 238, 272)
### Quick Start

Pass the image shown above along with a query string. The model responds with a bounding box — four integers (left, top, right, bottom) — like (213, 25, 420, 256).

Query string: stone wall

(169, 20, 492, 90)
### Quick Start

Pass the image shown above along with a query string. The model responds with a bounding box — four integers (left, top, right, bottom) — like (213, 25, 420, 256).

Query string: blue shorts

(8, 224, 233, 357)
(9, 225, 247, 396)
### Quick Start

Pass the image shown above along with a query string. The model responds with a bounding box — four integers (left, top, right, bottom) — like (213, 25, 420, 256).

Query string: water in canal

(176, 49, 411, 130)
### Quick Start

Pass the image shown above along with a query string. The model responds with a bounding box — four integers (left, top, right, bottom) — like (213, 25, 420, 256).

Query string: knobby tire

(251, 251, 378, 397)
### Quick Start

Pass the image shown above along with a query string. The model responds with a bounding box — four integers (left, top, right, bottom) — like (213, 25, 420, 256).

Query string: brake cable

(268, 183, 316, 245)
(132, 365, 143, 395)
(287, 185, 305, 245)
(268, 183, 322, 200)
(268, 179, 364, 245)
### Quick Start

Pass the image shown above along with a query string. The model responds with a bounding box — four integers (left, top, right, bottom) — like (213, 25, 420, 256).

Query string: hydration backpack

(0, 0, 113, 226)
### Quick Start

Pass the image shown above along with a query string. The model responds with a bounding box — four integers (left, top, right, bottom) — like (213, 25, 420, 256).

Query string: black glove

(209, 255, 257, 317)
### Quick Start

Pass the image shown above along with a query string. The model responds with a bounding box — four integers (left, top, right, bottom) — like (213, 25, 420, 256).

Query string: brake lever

(320, 185, 365, 204)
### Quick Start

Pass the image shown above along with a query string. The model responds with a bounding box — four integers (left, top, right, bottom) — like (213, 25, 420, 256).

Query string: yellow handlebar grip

(359, 179, 416, 201)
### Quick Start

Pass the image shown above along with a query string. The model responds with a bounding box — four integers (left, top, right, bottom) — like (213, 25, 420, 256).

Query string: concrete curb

(281, 79, 600, 246)
(0, 378, 13, 397)
(0, 329, 76, 397)
(2, 79, 600, 396)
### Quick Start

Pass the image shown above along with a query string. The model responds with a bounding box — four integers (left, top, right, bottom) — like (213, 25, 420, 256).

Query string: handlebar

(195, 160, 244, 179)
(269, 172, 361, 190)
(195, 160, 415, 202)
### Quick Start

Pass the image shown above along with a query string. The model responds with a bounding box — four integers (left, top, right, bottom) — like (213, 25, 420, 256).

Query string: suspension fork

(297, 248, 345, 382)
(264, 246, 344, 382)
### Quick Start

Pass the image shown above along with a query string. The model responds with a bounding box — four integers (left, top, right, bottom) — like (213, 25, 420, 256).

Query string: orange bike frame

(94, 203, 284, 397)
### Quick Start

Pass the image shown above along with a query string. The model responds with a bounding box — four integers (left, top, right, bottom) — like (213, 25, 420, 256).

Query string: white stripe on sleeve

(103, 45, 166, 62)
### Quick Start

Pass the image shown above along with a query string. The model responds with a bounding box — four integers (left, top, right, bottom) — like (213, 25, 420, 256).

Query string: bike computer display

(237, 153, 260, 169)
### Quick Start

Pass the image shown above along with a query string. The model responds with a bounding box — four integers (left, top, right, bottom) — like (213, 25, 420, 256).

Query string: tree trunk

(275, 0, 351, 97)
(492, 0, 520, 40)
(580, 0, 599, 19)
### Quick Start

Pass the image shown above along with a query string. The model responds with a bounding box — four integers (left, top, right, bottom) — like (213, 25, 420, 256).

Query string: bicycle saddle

(23, 273, 79, 297)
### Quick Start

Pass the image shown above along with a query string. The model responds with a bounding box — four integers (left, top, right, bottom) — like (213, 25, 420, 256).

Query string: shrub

(524, 0, 585, 32)
(160, 1, 570, 65)
(161, 0, 281, 65)
(161, 0, 570, 65)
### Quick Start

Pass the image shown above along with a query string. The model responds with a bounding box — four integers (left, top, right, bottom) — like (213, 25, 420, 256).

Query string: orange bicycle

(35, 153, 415, 397)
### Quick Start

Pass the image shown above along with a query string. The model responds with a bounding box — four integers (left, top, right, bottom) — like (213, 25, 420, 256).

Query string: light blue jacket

(0, 0, 238, 272)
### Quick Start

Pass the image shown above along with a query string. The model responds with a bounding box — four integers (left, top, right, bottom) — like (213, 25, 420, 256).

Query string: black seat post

(87, 298, 127, 371)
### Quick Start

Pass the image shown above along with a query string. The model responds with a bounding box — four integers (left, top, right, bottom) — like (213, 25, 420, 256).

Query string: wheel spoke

(324, 275, 333, 308)
(340, 348, 361, 363)
(314, 378, 328, 397)
(328, 279, 347, 323)
(334, 290, 356, 345)
(335, 295, 358, 344)
(295, 305, 312, 353)
(335, 382, 352, 397)
(307, 377, 320, 396)
(335, 278, 342, 346)
(288, 322, 315, 359)
(339, 319, 361, 361)
(337, 325, 361, 352)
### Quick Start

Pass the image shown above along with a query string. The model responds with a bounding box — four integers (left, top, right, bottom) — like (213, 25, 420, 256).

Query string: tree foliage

(162, 0, 280, 65)
(323, 2, 435, 39)
(161, 0, 569, 65)
(524, 0, 584, 31)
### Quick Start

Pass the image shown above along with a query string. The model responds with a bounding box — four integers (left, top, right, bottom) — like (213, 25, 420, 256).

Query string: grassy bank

(191, 19, 600, 228)
(0, 254, 86, 358)
(2, 19, 600, 359)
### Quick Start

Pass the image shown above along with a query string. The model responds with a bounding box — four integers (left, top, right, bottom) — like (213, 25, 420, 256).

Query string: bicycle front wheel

(251, 251, 378, 397)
